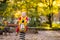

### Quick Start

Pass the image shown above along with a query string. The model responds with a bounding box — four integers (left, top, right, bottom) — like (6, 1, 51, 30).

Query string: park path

(0, 31, 60, 40)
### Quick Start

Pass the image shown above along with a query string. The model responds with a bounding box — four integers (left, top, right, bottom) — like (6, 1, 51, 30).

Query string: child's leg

(16, 27, 19, 36)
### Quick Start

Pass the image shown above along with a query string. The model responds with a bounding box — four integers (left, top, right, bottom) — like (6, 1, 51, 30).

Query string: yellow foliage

(56, 0, 60, 6)
(26, 0, 30, 2)
(50, 0, 53, 6)
(53, 1, 57, 6)
(44, 27, 51, 29)
(53, 9, 58, 14)
(37, 7, 43, 12)
(22, 5, 26, 9)
(14, 11, 21, 18)
(52, 22, 59, 27)
(38, 3, 44, 7)
(56, 0, 60, 4)
(14, 13, 20, 18)
(21, 9, 27, 12)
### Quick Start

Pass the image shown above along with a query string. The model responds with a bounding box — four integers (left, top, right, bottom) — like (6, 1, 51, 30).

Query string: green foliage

(28, 17, 40, 27)
(0, 3, 7, 16)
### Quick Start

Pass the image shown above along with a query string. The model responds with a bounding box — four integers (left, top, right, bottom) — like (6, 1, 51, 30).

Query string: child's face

(22, 12, 26, 17)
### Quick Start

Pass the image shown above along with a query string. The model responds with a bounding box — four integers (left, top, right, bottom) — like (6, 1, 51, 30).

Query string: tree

(0, 0, 59, 27)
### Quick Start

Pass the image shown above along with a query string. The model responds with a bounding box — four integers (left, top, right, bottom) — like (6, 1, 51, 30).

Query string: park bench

(7, 24, 39, 33)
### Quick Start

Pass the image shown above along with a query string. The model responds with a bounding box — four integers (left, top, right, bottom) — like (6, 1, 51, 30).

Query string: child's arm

(18, 17, 21, 25)
(26, 17, 29, 23)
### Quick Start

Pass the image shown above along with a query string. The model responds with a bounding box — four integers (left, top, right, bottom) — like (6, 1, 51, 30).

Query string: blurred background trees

(0, 0, 60, 28)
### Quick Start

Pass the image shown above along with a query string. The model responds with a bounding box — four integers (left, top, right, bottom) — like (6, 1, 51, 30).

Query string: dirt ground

(0, 31, 60, 40)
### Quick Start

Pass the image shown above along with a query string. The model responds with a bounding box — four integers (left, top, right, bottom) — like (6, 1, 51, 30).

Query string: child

(16, 12, 28, 35)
